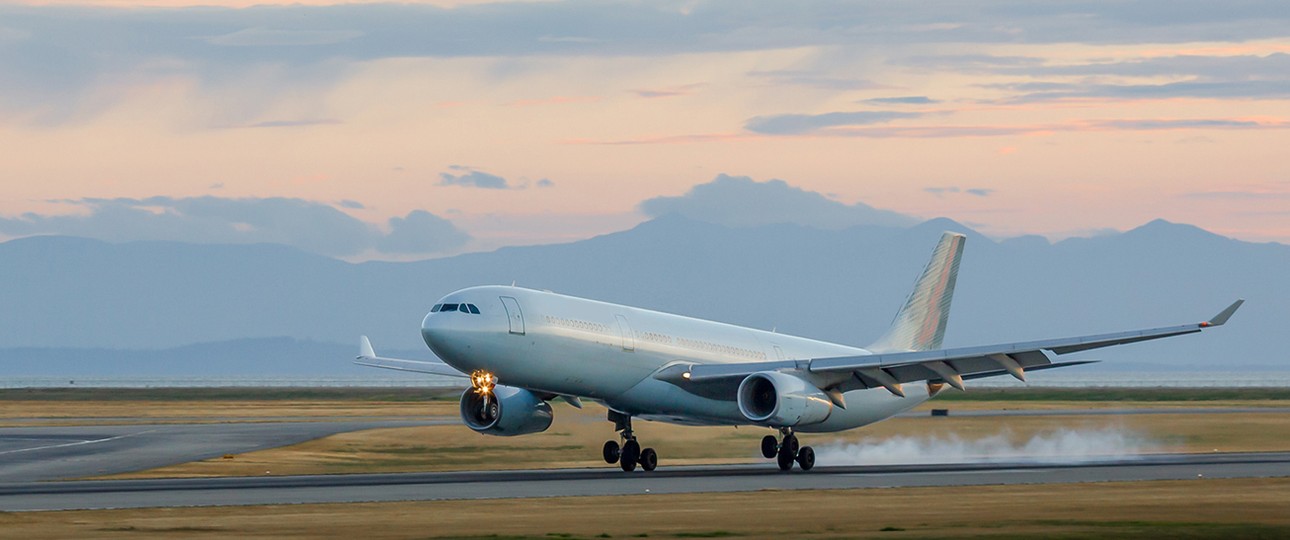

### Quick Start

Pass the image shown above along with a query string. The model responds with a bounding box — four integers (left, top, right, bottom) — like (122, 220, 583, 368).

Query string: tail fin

(867, 232, 966, 353)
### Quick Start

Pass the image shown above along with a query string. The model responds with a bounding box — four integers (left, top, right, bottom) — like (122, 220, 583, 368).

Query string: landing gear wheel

(640, 448, 658, 471)
(603, 440, 620, 464)
(620, 440, 641, 472)
(783, 434, 800, 457)
(796, 446, 815, 471)
(776, 445, 795, 471)
(761, 435, 778, 459)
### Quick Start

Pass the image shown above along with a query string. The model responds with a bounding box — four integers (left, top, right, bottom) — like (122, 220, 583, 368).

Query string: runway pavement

(2, 407, 1287, 512)
(1, 452, 1288, 511)
(0, 420, 450, 483)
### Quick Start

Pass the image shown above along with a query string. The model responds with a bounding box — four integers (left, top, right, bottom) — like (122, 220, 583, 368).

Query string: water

(2, 371, 1287, 388)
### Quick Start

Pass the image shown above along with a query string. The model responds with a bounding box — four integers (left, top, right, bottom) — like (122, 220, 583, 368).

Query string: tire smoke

(814, 427, 1156, 465)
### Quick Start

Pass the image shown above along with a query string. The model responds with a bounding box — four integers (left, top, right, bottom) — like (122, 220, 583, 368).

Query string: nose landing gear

(602, 410, 657, 472)
(764, 428, 814, 471)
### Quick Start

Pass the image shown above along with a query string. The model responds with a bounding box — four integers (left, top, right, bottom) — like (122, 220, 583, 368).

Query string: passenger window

(431, 304, 442, 313)
(442, 303, 459, 313)
(467, 304, 480, 314)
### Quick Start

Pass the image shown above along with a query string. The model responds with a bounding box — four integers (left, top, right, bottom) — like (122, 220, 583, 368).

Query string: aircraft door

(615, 314, 635, 352)
(500, 296, 525, 335)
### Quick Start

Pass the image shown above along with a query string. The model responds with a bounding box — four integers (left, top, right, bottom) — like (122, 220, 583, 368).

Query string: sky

(2, 0, 1289, 259)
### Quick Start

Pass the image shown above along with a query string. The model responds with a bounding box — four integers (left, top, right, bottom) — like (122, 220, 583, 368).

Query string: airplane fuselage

(422, 285, 933, 432)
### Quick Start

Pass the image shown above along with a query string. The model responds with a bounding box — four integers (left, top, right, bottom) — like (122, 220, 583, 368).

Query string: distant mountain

(0, 338, 432, 377)
(1, 215, 1286, 373)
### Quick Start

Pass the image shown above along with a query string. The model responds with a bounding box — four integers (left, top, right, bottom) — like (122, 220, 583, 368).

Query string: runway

(0, 420, 449, 483)
(2, 452, 1288, 511)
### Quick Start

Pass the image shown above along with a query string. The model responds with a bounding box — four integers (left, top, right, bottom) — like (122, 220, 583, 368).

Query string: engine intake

(460, 385, 553, 436)
(737, 371, 833, 427)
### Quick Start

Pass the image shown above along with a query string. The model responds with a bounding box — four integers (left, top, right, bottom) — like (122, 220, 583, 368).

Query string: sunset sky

(2, 0, 1288, 258)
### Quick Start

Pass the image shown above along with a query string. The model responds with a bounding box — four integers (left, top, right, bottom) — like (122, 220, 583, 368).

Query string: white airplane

(357, 232, 1242, 472)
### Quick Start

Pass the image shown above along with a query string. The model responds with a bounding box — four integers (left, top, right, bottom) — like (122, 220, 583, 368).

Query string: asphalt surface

(1, 408, 1288, 512)
(0, 420, 447, 483)
(1, 452, 1288, 511)
(896, 407, 1290, 417)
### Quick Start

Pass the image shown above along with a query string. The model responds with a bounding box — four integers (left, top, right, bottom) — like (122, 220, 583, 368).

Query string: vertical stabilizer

(867, 232, 966, 353)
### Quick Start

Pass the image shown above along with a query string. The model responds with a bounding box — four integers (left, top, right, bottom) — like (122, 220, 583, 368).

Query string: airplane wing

(658, 300, 1243, 397)
(353, 335, 468, 378)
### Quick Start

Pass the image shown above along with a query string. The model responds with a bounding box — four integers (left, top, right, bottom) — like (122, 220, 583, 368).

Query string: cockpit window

(433, 302, 479, 314)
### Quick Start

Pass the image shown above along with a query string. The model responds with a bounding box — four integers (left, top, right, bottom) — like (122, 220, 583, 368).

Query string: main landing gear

(602, 410, 657, 472)
(761, 428, 814, 471)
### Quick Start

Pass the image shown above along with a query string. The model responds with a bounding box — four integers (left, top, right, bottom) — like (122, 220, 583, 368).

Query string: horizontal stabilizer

(353, 335, 466, 378)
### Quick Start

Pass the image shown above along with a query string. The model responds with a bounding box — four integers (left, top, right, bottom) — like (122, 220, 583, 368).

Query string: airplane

(356, 232, 1242, 472)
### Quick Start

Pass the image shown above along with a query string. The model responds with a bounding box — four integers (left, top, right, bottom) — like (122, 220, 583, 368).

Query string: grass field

(5, 387, 1289, 539)
(4, 387, 1287, 427)
(104, 400, 1290, 478)
(4, 478, 1288, 539)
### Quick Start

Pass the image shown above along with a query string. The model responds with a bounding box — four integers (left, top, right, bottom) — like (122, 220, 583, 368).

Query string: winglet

(358, 335, 376, 359)
(1202, 299, 1244, 327)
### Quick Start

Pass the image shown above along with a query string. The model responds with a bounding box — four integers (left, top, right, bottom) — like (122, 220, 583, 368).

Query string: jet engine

(737, 371, 833, 426)
(459, 385, 553, 436)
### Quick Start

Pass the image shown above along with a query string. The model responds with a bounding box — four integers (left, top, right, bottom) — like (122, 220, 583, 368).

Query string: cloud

(205, 27, 364, 47)
(926, 186, 996, 197)
(338, 199, 365, 209)
(6, 2, 1290, 120)
(243, 119, 342, 129)
(744, 111, 923, 135)
(639, 174, 917, 229)
(0, 197, 468, 257)
(536, 179, 555, 188)
(861, 96, 939, 105)
(1006, 80, 1290, 103)
(746, 70, 883, 91)
(377, 210, 470, 255)
(439, 167, 514, 190)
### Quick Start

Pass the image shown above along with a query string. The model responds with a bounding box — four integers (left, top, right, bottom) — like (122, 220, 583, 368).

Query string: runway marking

(0, 429, 156, 456)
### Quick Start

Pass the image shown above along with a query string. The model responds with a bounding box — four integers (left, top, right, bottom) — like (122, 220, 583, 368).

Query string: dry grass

(0, 401, 454, 426)
(3, 478, 1289, 539)
(103, 403, 1290, 479)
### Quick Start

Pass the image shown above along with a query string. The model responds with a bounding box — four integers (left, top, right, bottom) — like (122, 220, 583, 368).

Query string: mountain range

(1, 214, 1285, 377)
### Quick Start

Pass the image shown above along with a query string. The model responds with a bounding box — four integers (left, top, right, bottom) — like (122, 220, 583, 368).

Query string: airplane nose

(421, 311, 448, 349)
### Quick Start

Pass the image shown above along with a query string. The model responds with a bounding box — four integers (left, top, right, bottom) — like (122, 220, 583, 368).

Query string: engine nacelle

(459, 385, 553, 436)
(737, 371, 833, 427)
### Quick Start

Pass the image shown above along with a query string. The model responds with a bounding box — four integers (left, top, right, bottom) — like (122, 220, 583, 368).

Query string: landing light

(471, 370, 497, 395)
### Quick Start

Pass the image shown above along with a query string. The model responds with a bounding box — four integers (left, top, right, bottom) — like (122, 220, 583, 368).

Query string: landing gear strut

(765, 427, 814, 471)
(603, 410, 657, 472)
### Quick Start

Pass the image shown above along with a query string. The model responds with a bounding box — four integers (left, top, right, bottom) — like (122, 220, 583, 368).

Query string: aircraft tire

(620, 440, 641, 472)
(783, 434, 800, 457)
(776, 446, 794, 471)
(603, 440, 620, 464)
(797, 446, 815, 471)
(640, 448, 657, 471)
(761, 435, 777, 459)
